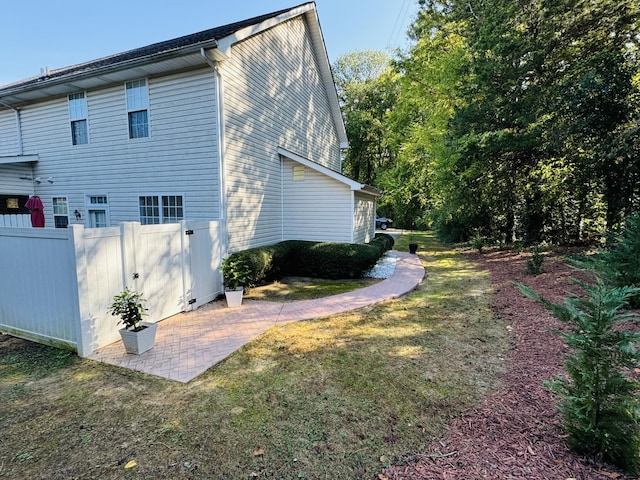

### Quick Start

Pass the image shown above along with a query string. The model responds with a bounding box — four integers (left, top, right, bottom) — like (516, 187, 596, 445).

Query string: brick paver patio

(89, 251, 425, 382)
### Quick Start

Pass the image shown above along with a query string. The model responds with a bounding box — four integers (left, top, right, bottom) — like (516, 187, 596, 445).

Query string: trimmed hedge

(373, 232, 395, 251)
(227, 235, 394, 285)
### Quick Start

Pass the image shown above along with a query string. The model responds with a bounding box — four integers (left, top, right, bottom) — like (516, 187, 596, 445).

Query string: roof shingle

(0, 5, 296, 92)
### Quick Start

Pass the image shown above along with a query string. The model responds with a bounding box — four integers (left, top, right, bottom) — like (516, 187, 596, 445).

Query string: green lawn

(0, 231, 508, 479)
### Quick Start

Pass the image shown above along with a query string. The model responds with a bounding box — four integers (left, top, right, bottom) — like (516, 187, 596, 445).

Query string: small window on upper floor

(126, 79, 149, 139)
(68, 92, 88, 145)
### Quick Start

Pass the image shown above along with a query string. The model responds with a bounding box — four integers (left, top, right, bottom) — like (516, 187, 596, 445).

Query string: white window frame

(85, 195, 110, 228)
(126, 79, 149, 139)
(139, 194, 184, 225)
(52, 196, 69, 228)
(68, 92, 89, 145)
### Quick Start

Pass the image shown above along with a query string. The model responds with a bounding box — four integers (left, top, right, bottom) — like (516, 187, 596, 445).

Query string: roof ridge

(0, 4, 310, 91)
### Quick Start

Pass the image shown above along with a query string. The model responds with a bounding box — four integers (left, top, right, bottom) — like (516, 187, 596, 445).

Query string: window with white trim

(139, 195, 183, 224)
(68, 92, 88, 145)
(52, 197, 69, 228)
(126, 79, 149, 138)
(162, 195, 183, 223)
(87, 195, 109, 228)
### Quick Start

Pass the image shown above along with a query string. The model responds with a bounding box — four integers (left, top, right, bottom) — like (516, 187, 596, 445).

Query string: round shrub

(374, 232, 395, 250)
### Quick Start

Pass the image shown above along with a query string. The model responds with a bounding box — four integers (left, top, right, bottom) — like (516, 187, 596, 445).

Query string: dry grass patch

(0, 231, 508, 479)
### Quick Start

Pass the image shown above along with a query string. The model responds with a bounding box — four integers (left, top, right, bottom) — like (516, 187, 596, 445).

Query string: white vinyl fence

(0, 221, 223, 356)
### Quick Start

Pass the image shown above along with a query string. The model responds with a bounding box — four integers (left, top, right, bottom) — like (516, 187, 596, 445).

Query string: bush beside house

(228, 234, 395, 286)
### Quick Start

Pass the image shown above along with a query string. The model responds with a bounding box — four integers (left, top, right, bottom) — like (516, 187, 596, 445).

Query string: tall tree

(408, 0, 640, 242)
(380, 3, 469, 229)
(543, 0, 640, 231)
(333, 51, 397, 185)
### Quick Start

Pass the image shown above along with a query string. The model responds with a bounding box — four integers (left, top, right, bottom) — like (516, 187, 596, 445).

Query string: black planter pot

(409, 243, 418, 254)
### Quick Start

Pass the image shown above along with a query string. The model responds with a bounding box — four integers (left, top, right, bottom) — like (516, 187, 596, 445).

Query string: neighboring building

(0, 2, 380, 251)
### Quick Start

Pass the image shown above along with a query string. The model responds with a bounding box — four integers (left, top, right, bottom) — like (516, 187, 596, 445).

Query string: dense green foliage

(225, 235, 394, 286)
(107, 288, 148, 331)
(220, 254, 252, 289)
(594, 213, 640, 305)
(334, 0, 640, 241)
(518, 277, 640, 473)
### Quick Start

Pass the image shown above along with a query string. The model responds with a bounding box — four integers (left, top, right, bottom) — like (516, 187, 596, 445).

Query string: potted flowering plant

(220, 254, 251, 307)
(108, 287, 156, 354)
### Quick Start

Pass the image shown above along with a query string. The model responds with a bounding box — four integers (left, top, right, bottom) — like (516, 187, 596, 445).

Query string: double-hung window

(126, 79, 149, 138)
(68, 93, 88, 145)
(52, 197, 69, 228)
(139, 195, 183, 224)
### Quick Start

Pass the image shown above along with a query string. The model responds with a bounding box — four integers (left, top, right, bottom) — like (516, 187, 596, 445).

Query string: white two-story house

(0, 3, 381, 357)
(0, 2, 379, 250)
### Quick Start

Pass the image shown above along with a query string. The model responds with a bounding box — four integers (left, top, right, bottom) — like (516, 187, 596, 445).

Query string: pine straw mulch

(384, 247, 639, 480)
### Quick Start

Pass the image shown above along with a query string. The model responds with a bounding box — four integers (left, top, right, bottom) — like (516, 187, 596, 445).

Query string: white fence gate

(0, 221, 223, 356)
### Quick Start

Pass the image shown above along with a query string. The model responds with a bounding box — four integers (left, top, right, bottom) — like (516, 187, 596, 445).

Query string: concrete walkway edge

(89, 250, 425, 383)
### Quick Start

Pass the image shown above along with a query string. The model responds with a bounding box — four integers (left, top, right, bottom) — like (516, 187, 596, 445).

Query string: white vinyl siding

(221, 16, 343, 251)
(0, 163, 34, 194)
(353, 192, 375, 243)
(9, 69, 220, 227)
(0, 109, 20, 154)
(282, 159, 352, 243)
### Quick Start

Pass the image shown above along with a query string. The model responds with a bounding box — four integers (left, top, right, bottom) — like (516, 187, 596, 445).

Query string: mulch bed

(385, 248, 638, 480)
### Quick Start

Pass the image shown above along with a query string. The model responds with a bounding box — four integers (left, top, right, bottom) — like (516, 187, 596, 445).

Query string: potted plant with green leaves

(108, 287, 156, 354)
(220, 254, 251, 307)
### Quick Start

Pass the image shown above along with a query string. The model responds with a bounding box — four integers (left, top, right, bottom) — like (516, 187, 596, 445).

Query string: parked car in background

(376, 216, 393, 230)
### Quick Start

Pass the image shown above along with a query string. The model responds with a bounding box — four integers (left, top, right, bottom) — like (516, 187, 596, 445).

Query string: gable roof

(0, 8, 291, 93)
(0, 3, 347, 147)
(277, 147, 382, 197)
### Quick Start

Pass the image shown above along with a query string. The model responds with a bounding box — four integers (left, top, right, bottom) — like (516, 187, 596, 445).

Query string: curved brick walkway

(89, 251, 425, 383)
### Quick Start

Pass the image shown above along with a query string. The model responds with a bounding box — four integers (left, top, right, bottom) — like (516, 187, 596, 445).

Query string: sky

(0, 0, 419, 86)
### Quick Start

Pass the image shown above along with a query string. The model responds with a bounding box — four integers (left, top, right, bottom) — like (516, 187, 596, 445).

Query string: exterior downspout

(201, 47, 229, 260)
(0, 101, 24, 155)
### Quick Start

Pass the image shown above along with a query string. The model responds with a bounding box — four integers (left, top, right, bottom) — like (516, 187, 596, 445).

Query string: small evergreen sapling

(471, 232, 486, 253)
(596, 212, 640, 306)
(526, 244, 544, 275)
(517, 276, 640, 474)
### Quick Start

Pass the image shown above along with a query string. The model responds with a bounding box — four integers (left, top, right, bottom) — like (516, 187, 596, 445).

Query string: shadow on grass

(0, 230, 508, 480)
(0, 334, 77, 382)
